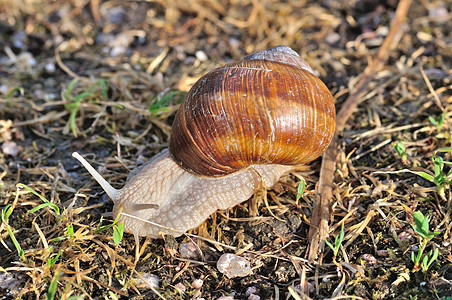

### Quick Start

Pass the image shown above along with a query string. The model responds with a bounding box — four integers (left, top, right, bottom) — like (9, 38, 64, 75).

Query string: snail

(73, 46, 336, 240)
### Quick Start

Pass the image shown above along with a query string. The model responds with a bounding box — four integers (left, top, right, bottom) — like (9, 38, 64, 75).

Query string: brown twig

(307, 0, 413, 262)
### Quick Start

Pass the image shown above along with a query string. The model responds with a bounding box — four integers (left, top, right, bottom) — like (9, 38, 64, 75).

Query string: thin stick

(307, 0, 412, 262)
(55, 42, 84, 81)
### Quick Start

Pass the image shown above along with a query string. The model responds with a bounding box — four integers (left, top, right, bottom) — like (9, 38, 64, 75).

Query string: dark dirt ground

(0, 0, 451, 299)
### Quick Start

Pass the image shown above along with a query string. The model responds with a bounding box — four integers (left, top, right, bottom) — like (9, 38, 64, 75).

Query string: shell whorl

(169, 46, 336, 177)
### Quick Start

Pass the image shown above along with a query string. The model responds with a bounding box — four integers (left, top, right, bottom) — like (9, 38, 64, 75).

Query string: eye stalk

(72, 152, 120, 201)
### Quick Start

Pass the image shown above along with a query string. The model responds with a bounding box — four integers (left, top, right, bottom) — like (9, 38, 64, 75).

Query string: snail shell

(170, 46, 335, 176)
(73, 46, 335, 238)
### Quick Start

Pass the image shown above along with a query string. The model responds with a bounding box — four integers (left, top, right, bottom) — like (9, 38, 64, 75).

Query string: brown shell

(169, 55, 336, 177)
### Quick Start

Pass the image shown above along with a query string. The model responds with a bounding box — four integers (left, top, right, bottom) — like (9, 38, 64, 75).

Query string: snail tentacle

(72, 152, 120, 202)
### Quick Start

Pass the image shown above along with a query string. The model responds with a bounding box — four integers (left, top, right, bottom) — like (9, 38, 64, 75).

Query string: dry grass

(0, 0, 451, 299)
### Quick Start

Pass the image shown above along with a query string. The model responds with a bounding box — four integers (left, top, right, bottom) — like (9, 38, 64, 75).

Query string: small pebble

(361, 254, 377, 264)
(0, 84, 8, 94)
(0, 272, 22, 293)
(245, 286, 258, 296)
(96, 32, 133, 57)
(429, 6, 448, 23)
(13, 31, 27, 49)
(294, 282, 314, 294)
(13, 52, 36, 72)
(325, 32, 341, 45)
(21, 53, 37, 67)
(2, 142, 19, 157)
(217, 253, 251, 278)
(96, 33, 113, 45)
(175, 282, 186, 293)
(45, 62, 56, 73)
(108, 6, 127, 23)
(110, 45, 127, 57)
(423, 68, 447, 78)
(217, 296, 235, 300)
(195, 50, 208, 62)
(135, 273, 160, 289)
(179, 241, 199, 259)
(192, 279, 203, 289)
(246, 286, 261, 299)
(398, 231, 411, 241)
(229, 37, 241, 50)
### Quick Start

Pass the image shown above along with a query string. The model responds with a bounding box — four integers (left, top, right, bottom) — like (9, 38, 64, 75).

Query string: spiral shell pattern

(170, 47, 336, 176)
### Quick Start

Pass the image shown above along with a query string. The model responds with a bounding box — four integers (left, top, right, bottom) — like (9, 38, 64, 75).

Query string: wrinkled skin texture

(114, 149, 292, 237)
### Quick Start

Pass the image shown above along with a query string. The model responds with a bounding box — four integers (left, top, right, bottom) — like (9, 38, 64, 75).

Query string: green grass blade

(421, 215, 430, 236)
(100, 79, 108, 99)
(17, 183, 49, 203)
(410, 171, 435, 183)
(29, 202, 61, 216)
(46, 269, 60, 300)
(17, 183, 62, 218)
(65, 79, 78, 100)
(7, 225, 24, 259)
(3, 204, 13, 221)
(427, 248, 439, 269)
(296, 178, 305, 202)
(325, 240, 334, 252)
(47, 250, 62, 267)
(338, 222, 345, 247)
(413, 211, 424, 232)
(428, 116, 438, 127)
(113, 222, 124, 246)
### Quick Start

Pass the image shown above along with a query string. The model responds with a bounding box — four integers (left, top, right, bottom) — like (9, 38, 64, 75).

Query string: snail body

(73, 46, 336, 238)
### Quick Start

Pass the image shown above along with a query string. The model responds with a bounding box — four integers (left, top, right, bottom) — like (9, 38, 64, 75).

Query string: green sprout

(296, 177, 306, 203)
(47, 249, 63, 267)
(95, 209, 121, 234)
(47, 249, 80, 298)
(17, 183, 63, 219)
(95, 209, 124, 246)
(149, 89, 185, 116)
(65, 224, 74, 239)
(429, 111, 450, 141)
(113, 222, 124, 246)
(403, 148, 452, 200)
(429, 111, 446, 130)
(410, 211, 440, 273)
(46, 269, 60, 300)
(65, 78, 108, 137)
(394, 141, 408, 165)
(5, 86, 24, 106)
(1, 204, 24, 260)
(325, 222, 345, 267)
(49, 224, 76, 243)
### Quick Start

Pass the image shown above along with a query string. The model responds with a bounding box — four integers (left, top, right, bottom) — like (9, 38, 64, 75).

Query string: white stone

(217, 253, 251, 278)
